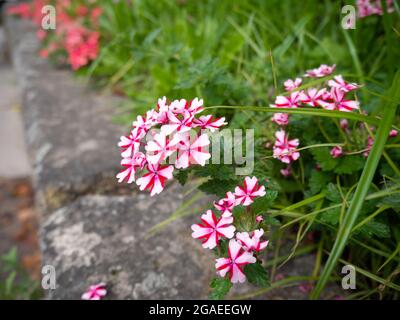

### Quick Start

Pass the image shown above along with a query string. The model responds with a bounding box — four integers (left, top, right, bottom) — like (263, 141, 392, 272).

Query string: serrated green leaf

(174, 169, 189, 186)
(198, 179, 237, 197)
(209, 277, 233, 300)
(334, 156, 365, 174)
(250, 190, 278, 215)
(263, 215, 281, 226)
(311, 148, 339, 171)
(244, 263, 270, 287)
(380, 194, 400, 213)
(320, 207, 340, 225)
(309, 170, 331, 195)
(325, 183, 342, 203)
(361, 221, 391, 239)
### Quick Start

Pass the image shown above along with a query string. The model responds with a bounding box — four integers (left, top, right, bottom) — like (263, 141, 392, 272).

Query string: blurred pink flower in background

(357, 0, 394, 18)
(389, 129, 398, 137)
(284, 78, 302, 91)
(280, 166, 292, 177)
(330, 146, 343, 158)
(304, 64, 335, 78)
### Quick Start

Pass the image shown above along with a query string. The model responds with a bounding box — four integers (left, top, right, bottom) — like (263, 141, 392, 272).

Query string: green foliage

(0, 248, 42, 300)
(244, 263, 270, 287)
(209, 277, 233, 300)
(174, 169, 189, 186)
(251, 190, 278, 216)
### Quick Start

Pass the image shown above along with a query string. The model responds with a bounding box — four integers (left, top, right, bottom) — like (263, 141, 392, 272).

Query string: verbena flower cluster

(8, 0, 102, 70)
(117, 97, 226, 196)
(270, 64, 361, 175)
(191, 176, 269, 283)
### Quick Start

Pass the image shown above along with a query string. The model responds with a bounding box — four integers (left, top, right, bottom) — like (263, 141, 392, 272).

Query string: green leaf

(244, 262, 270, 287)
(209, 277, 232, 300)
(320, 207, 340, 225)
(1, 247, 18, 272)
(193, 164, 236, 181)
(309, 170, 331, 195)
(360, 221, 391, 239)
(251, 190, 278, 215)
(5, 271, 17, 296)
(380, 194, 400, 213)
(174, 169, 189, 186)
(263, 215, 281, 226)
(334, 156, 365, 174)
(325, 183, 342, 203)
(198, 179, 237, 197)
(310, 148, 339, 171)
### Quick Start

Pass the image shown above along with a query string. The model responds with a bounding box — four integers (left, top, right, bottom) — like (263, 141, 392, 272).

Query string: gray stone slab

(3, 14, 128, 214)
(40, 188, 214, 299)
(0, 65, 32, 178)
(0, 26, 7, 64)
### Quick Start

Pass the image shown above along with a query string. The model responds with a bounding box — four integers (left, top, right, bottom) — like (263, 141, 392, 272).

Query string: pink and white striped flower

(271, 91, 301, 109)
(236, 229, 269, 252)
(234, 176, 266, 206)
(191, 210, 236, 249)
(81, 283, 107, 300)
(116, 152, 146, 183)
(161, 110, 194, 135)
(145, 132, 181, 164)
(215, 239, 256, 283)
(156, 96, 170, 124)
(132, 114, 153, 135)
(186, 97, 204, 115)
(118, 129, 144, 158)
(271, 113, 290, 126)
(284, 78, 302, 91)
(328, 75, 359, 92)
(299, 88, 327, 107)
(273, 129, 300, 164)
(304, 64, 336, 78)
(321, 88, 359, 112)
(193, 115, 227, 132)
(175, 133, 211, 169)
(136, 163, 174, 196)
(214, 191, 236, 218)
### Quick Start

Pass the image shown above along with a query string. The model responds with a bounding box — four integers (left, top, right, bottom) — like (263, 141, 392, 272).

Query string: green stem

(205, 106, 381, 125)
